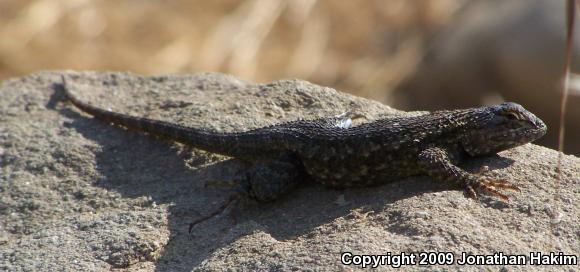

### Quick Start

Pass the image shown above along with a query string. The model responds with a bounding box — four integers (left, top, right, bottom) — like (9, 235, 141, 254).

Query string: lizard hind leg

(242, 154, 306, 202)
(189, 154, 305, 232)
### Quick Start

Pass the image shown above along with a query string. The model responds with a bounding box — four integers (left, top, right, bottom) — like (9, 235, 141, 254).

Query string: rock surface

(0, 71, 578, 271)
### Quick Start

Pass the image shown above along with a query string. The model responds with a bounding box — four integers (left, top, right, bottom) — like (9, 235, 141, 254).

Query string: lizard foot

(465, 178, 521, 202)
(188, 194, 239, 234)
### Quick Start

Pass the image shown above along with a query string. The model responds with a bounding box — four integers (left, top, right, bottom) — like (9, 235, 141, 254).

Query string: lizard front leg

(417, 147, 520, 201)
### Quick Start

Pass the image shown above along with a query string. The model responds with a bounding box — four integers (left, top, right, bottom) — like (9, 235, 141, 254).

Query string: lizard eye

(502, 111, 521, 120)
(506, 113, 519, 119)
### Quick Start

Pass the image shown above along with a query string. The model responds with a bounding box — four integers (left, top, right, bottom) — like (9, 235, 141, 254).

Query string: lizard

(60, 76, 547, 230)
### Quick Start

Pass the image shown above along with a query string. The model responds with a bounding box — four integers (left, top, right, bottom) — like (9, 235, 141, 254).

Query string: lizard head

(461, 102, 547, 156)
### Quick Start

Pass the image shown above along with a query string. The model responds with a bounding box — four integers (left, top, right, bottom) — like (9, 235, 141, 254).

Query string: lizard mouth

(498, 118, 547, 145)
(513, 125, 547, 145)
(523, 117, 547, 142)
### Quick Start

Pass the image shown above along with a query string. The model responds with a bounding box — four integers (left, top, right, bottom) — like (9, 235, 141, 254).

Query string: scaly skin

(62, 77, 546, 206)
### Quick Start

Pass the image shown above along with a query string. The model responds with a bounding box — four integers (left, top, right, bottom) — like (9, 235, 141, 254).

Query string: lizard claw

(465, 178, 520, 202)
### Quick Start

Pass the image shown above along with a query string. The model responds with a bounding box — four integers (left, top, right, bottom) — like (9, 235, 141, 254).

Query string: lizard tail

(61, 75, 257, 157)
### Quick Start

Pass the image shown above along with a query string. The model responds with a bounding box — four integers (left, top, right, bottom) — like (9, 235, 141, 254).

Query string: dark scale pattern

(63, 77, 546, 203)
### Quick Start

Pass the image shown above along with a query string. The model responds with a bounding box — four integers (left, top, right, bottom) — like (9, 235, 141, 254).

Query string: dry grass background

(0, 0, 465, 102)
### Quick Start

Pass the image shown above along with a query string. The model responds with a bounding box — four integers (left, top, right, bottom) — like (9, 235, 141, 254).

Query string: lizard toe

(483, 179, 521, 192)
(188, 194, 240, 233)
(465, 185, 478, 199)
(470, 178, 520, 202)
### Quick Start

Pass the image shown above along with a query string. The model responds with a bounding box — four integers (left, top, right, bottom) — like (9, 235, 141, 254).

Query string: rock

(0, 71, 578, 271)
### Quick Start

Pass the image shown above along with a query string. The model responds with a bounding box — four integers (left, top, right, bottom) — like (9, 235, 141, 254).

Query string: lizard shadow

(59, 105, 236, 269)
(238, 153, 516, 239)
(52, 86, 516, 271)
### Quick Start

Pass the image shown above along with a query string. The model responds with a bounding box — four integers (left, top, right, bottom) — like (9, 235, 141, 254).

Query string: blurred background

(0, 0, 578, 154)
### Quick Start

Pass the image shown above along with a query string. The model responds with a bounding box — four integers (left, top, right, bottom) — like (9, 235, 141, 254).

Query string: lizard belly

(300, 149, 423, 188)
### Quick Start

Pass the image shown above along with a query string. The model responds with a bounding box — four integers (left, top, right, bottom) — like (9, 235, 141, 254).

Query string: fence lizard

(61, 76, 547, 229)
